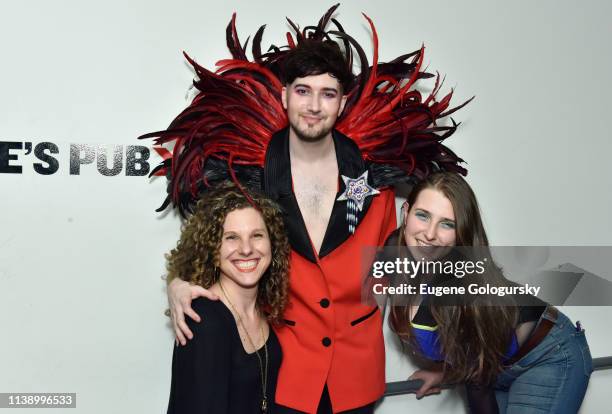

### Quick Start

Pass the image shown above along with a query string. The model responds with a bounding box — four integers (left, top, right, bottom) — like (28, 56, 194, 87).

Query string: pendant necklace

(220, 282, 269, 413)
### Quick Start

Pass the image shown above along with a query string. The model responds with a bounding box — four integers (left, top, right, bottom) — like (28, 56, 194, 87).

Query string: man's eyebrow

(321, 87, 339, 93)
(292, 84, 339, 93)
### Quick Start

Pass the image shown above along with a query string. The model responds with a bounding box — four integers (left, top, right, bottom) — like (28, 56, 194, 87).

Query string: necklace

(219, 282, 269, 413)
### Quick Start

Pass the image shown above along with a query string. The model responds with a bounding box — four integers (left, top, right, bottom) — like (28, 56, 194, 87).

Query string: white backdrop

(1, 0, 611, 413)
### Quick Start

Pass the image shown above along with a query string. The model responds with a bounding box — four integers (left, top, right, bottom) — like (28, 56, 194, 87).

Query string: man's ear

(338, 94, 347, 115)
(281, 86, 288, 109)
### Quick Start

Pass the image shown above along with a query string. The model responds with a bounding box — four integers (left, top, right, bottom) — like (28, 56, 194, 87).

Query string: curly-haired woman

(166, 183, 290, 414)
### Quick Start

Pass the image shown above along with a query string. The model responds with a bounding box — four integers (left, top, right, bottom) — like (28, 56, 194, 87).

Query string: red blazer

(264, 129, 397, 412)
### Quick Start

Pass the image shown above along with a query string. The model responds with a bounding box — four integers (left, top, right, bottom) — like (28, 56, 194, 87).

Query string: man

(167, 40, 397, 413)
(151, 7, 466, 412)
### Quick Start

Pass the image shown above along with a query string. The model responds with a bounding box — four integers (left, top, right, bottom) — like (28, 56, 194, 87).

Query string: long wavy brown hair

(389, 172, 519, 385)
(166, 182, 290, 323)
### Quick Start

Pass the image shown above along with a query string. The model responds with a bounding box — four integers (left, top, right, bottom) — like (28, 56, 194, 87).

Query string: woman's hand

(409, 369, 444, 399)
(167, 278, 219, 345)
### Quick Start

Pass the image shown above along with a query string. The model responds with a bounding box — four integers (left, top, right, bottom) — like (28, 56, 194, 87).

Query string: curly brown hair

(166, 182, 291, 323)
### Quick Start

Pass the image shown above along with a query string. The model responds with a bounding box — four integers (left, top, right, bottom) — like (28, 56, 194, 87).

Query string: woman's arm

(409, 369, 443, 399)
(167, 300, 231, 413)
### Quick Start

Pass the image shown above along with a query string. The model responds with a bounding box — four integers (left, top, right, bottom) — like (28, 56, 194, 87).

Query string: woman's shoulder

(189, 298, 235, 333)
(191, 296, 224, 311)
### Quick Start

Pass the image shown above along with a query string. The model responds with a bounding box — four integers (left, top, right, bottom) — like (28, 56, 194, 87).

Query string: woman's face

(218, 207, 272, 289)
(404, 188, 457, 259)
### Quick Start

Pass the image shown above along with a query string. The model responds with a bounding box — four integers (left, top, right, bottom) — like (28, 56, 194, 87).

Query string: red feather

(140, 5, 470, 212)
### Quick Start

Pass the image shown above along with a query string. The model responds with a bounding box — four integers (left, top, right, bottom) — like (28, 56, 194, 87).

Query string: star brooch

(337, 171, 380, 234)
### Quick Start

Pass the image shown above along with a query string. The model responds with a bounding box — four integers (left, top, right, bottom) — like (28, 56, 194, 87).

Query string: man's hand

(409, 369, 443, 399)
(167, 278, 219, 345)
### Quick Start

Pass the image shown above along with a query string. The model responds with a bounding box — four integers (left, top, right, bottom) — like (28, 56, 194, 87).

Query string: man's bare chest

(294, 179, 336, 215)
(293, 174, 337, 218)
(291, 168, 338, 252)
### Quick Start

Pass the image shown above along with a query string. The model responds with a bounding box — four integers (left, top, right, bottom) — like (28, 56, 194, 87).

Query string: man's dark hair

(280, 40, 354, 93)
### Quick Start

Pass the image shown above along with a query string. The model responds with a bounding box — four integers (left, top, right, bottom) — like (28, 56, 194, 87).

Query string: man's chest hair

(293, 172, 337, 220)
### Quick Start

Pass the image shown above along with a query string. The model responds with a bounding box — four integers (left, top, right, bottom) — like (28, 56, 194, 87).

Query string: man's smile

(301, 114, 323, 124)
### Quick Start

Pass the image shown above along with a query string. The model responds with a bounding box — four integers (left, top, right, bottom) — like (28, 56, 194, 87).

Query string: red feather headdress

(140, 4, 472, 214)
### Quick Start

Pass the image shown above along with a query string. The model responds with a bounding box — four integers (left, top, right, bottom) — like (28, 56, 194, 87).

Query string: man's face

(282, 73, 347, 142)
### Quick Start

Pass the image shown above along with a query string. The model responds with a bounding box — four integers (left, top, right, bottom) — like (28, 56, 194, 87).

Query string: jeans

(494, 310, 593, 414)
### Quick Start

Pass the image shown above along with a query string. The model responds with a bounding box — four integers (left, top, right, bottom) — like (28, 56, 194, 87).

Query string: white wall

(1, 0, 610, 412)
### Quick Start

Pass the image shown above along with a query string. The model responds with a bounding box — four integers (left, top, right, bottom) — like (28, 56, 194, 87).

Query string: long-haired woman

(388, 172, 592, 413)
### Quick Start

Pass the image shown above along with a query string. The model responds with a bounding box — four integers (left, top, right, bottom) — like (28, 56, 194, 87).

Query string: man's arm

(376, 189, 398, 313)
(167, 278, 219, 345)
(379, 189, 398, 245)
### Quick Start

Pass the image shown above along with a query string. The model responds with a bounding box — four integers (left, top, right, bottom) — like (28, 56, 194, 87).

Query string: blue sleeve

(412, 327, 445, 361)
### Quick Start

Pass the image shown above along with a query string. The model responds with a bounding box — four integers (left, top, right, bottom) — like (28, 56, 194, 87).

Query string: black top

(167, 298, 282, 414)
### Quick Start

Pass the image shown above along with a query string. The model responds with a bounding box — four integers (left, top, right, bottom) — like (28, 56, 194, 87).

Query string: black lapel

(263, 128, 317, 263)
(263, 128, 376, 263)
(318, 130, 374, 258)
